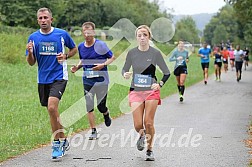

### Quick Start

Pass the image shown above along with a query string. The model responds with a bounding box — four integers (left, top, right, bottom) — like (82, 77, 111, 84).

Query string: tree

(203, 5, 239, 46)
(173, 16, 199, 43)
(224, 0, 252, 48)
(212, 25, 228, 45)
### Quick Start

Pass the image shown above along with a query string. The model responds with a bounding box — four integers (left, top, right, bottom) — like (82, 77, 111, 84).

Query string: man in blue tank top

(26, 7, 77, 160)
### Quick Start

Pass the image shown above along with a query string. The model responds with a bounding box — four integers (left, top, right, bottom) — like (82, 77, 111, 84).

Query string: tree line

(204, 0, 252, 48)
(0, 0, 170, 29)
(0, 0, 201, 45)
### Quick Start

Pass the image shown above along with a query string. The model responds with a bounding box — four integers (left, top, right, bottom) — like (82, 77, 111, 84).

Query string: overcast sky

(157, 0, 227, 15)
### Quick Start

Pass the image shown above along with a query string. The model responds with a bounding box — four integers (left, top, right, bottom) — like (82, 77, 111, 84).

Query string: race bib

(134, 74, 152, 87)
(84, 68, 99, 78)
(39, 42, 57, 55)
(177, 59, 185, 66)
(216, 59, 222, 63)
(223, 58, 226, 61)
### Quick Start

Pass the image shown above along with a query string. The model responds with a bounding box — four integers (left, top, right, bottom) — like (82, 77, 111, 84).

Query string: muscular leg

(144, 100, 159, 151)
(48, 97, 65, 140)
(131, 102, 145, 136)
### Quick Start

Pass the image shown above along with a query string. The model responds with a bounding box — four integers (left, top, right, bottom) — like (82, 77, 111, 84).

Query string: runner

(221, 47, 229, 72)
(122, 25, 170, 161)
(198, 42, 211, 85)
(71, 22, 115, 140)
(243, 47, 249, 70)
(169, 40, 189, 102)
(229, 47, 235, 71)
(26, 7, 77, 160)
(213, 46, 223, 81)
(234, 45, 244, 82)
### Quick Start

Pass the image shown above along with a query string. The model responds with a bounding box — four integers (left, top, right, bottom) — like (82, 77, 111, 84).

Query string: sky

(158, 0, 227, 15)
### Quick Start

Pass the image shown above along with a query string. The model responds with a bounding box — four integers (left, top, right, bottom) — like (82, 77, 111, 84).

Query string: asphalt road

(1, 65, 252, 167)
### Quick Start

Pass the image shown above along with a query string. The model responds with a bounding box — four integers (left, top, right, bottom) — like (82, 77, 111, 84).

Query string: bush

(0, 25, 35, 35)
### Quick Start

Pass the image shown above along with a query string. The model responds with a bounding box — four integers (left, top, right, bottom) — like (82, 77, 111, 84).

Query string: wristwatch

(65, 53, 69, 60)
(159, 81, 164, 87)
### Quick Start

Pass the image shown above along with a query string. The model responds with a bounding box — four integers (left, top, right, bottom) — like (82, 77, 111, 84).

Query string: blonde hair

(82, 22, 96, 30)
(37, 7, 52, 17)
(135, 25, 152, 39)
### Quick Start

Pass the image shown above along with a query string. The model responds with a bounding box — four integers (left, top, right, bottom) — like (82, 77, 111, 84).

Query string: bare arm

(92, 55, 116, 71)
(66, 47, 77, 59)
(26, 40, 36, 66)
(71, 60, 83, 73)
(104, 55, 116, 66)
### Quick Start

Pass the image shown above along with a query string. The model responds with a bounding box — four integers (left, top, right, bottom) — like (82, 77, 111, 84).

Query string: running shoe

(52, 140, 63, 160)
(179, 95, 184, 102)
(104, 112, 112, 127)
(136, 133, 145, 151)
(89, 130, 98, 140)
(61, 139, 70, 156)
(145, 150, 155, 161)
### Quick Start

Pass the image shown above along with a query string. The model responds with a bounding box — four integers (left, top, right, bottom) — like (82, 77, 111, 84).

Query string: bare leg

(131, 102, 145, 135)
(144, 100, 159, 151)
(87, 112, 95, 129)
(48, 97, 65, 140)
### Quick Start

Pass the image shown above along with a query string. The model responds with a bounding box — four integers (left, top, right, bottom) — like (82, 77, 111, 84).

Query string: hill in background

(172, 13, 215, 32)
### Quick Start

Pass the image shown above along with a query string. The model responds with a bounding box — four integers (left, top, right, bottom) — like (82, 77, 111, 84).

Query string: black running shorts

(201, 62, 209, 70)
(174, 66, 188, 76)
(38, 80, 67, 107)
(214, 61, 222, 68)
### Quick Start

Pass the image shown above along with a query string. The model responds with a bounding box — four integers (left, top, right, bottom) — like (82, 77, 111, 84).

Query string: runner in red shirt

(221, 47, 229, 72)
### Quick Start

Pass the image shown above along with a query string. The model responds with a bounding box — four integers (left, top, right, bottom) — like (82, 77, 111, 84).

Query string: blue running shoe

(61, 139, 70, 156)
(52, 140, 63, 161)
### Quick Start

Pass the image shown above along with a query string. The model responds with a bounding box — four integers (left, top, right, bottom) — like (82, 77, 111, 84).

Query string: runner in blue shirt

(198, 42, 211, 85)
(71, 22, 115, 140)
(169, 40, 189, 102)
(26, 7, 77, 160)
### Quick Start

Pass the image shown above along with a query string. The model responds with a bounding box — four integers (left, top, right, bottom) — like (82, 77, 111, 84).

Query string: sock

(180, 85, 185, 95)
(104, 112, 109, 117)
(92, 128, 96, 132)
(177, 85, 181, 94)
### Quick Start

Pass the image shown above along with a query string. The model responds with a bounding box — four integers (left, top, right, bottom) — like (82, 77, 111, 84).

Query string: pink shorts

(128, 90, 161, 106)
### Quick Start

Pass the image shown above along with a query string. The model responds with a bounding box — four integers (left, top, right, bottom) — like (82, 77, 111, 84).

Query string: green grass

(0, 32, 214, 162)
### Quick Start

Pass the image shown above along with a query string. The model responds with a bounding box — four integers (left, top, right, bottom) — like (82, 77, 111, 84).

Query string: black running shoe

(104, 112, 111, 127)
